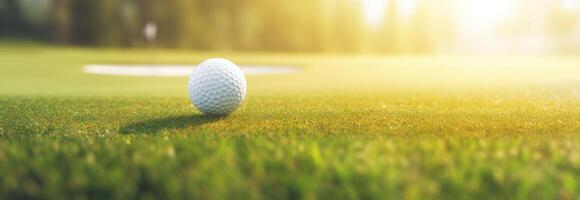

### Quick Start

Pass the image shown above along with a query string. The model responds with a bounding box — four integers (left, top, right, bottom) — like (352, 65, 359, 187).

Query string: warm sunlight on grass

(1, 0, 580, 198)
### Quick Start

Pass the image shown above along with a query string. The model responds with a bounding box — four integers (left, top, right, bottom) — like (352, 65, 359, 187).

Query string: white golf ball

(188, 58, 247, 115)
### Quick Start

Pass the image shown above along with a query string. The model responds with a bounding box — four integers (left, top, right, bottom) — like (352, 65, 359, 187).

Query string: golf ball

(188, 58, 247, 115)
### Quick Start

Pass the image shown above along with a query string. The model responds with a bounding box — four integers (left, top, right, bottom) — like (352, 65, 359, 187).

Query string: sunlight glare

(362, 0, 388, 27)
(398, 0, 416, 20)
(560, 0, 580, 11)
(456, 0, 519, 33)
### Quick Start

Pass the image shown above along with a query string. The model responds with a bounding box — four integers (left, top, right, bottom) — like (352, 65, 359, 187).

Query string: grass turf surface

(0, 43, 579, 199)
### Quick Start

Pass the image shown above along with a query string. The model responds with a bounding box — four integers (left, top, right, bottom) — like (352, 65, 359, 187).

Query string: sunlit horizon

(361, 0, 580, 53)
(2, 0, 579, 54)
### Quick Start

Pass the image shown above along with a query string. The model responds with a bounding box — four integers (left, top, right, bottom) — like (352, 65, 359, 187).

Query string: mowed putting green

(0, 43, 579, 199)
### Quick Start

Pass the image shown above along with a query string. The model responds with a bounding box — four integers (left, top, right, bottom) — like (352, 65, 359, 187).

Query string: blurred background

(1, 0, 580, 54)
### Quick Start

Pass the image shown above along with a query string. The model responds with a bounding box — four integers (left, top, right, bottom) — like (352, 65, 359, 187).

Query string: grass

(0, 42, 579, 199)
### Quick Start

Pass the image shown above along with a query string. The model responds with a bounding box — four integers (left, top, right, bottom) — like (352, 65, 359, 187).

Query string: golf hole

(84, 64, 300, 77)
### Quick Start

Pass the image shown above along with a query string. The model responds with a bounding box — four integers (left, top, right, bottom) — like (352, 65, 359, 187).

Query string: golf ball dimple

(188, 58, 247, 115)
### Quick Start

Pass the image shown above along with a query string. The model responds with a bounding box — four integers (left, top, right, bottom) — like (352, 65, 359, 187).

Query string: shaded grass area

(119, 115, 224, 135)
